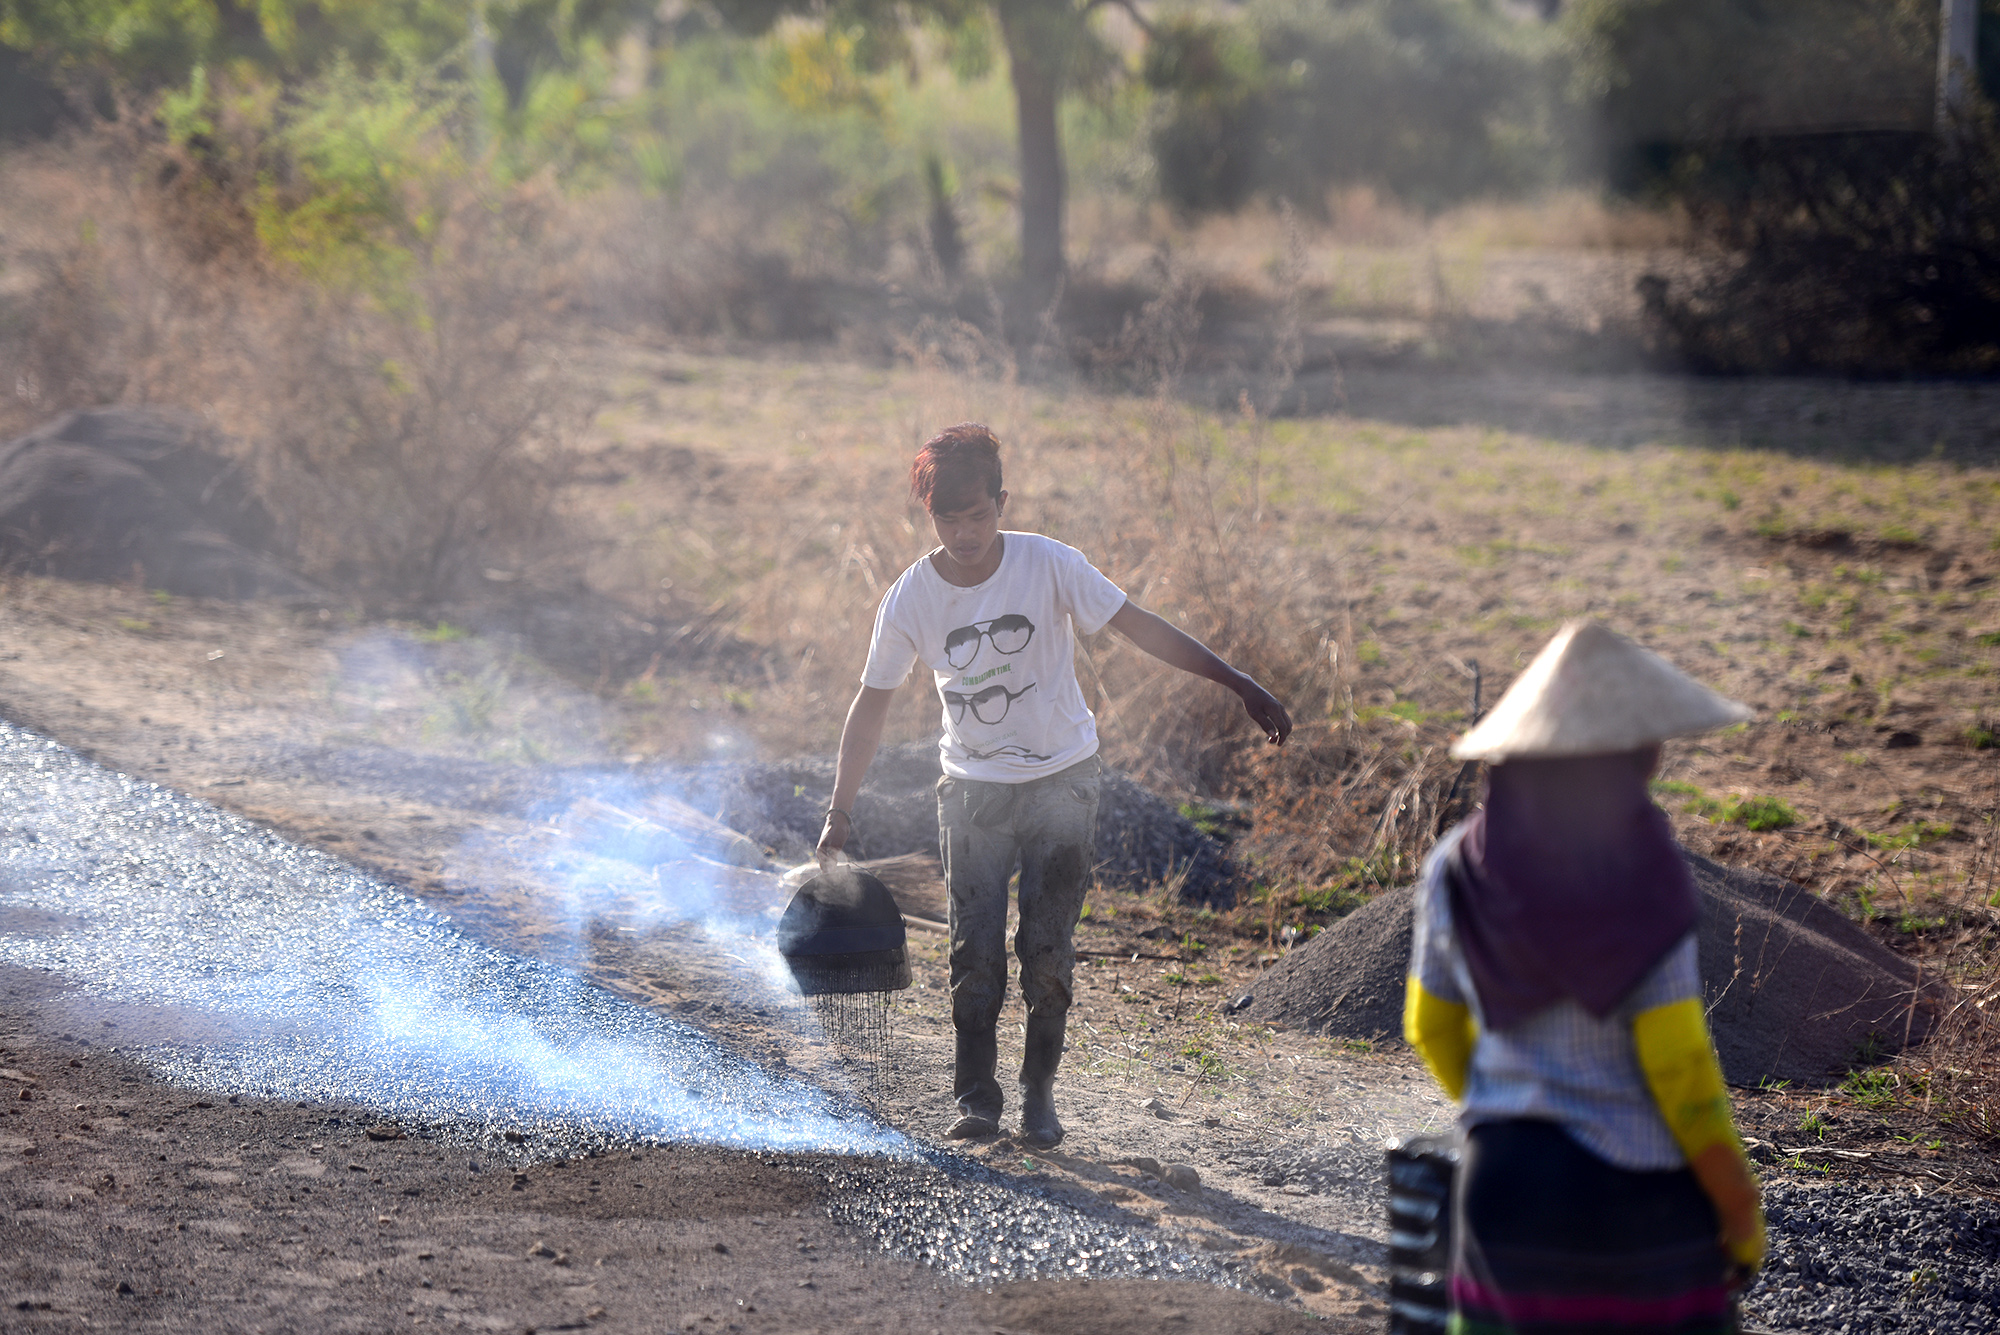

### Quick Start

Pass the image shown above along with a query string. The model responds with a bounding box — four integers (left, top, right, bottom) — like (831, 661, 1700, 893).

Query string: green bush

(1633, 115, 2000, 374)
(1572, 0, 2000, 374)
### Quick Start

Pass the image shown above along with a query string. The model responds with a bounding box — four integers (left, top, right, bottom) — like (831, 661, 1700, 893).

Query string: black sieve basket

(777, 865, 912, 997)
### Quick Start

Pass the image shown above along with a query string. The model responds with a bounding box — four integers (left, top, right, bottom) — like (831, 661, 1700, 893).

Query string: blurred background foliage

(0, 0, 1996, 372)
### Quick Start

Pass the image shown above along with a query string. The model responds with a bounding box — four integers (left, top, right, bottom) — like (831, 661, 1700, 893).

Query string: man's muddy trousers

(936, 755, 1102, 1122)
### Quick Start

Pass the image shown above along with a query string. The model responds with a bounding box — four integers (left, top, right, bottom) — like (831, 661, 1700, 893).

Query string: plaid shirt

(1411, 827, 1701, 1171)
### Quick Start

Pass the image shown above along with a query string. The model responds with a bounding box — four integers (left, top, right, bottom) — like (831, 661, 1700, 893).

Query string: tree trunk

(997, 0, 1067, 307)
(1936, 0, 1980, 130)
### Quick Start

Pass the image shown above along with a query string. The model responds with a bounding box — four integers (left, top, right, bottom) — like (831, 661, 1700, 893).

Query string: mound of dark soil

(1239, 849, 1940, 1086)
(675, 742, 1237, 905)
(0, 408, 314, 599)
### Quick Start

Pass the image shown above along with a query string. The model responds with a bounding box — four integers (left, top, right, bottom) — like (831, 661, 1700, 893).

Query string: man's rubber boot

(1018, 1012, 1066, 1149)
(949, 1027, 1003, 1139)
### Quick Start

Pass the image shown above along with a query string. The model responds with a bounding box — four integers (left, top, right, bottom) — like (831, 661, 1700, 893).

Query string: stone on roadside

(1138, 1096, 1173, 1119)
(1163, 1163, 1201, 1192)
(527, 1241, 557, 1259)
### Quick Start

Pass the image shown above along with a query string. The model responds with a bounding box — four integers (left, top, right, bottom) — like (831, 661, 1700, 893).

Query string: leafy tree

(0, 1, 648, 103)
(708, 0, 1124, 303)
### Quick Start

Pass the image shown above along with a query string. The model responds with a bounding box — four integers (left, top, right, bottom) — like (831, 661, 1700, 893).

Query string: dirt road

(0, 582, 1420, 1331)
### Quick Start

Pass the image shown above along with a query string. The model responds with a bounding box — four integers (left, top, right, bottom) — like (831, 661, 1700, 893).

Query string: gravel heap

(0, 407, 313, 598)
(1238, 848, 1937, 1086)
(672, 741, 1236, 905)
(1744, 1182, 2000, 1333)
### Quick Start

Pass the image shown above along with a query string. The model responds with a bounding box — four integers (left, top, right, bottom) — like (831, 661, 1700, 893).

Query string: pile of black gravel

(673, 741, 1236, 905)
(1743, 1182, 2000, 1334)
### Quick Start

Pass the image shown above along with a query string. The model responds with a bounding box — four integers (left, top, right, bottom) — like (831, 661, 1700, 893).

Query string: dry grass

(1070, 188, 1685, 334)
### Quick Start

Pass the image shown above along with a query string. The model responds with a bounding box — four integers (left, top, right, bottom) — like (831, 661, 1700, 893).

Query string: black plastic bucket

(1387, 1132, 1458, 1334)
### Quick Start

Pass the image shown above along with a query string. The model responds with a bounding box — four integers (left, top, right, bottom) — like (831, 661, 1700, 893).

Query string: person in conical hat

(1403, 620, 1764, 1335)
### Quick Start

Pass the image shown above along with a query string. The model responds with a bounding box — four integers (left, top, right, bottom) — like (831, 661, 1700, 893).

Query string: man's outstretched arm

(1105, 601, 1292, 745)
(817, 685, 897, 863)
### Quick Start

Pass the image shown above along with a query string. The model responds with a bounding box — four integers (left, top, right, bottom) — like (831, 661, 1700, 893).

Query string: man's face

(929, 488, 1007, 572)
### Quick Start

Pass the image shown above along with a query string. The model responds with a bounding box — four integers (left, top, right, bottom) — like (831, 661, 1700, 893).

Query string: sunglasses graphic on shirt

(943, 680, 1038, 726)
(943, 614, 1036, 670)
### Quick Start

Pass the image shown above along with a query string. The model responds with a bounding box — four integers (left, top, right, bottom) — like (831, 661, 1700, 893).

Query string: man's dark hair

(910, 423, 1003, 511)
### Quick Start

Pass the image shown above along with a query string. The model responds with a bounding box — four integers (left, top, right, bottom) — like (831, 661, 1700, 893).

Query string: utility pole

(1937, 0, 1980, 130)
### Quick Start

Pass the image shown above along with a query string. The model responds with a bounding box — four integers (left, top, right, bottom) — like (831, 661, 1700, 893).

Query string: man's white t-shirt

(861, 532, 1128, 783)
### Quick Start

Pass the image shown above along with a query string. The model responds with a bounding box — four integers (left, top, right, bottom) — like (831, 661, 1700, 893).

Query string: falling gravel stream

(0, 720, 1221, 1286)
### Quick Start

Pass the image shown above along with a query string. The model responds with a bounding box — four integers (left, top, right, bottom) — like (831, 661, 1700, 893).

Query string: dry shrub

(0, 123, 591, 605)
(1902, 985, 2000, 1140)
(242, 190, 591, 605)
(0, 132, 215, 439)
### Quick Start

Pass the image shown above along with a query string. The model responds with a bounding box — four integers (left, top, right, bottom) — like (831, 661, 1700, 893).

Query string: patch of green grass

(1649, 779, 1705, 799)
(1178, 1037, 1228, 1079)
(1845, 751, 1872, 767)
(1354, 699, 1458, 726)
(1729, 795, 1799, 830)
(1965, 724, 1996, 750)
(151, 589, 173, 605)
(427, 665, 508, 736)
(1841, 1067, 1897, 1108)
(1898, 915, 1949, 935)
(1865, 820, 1953, 851)
(1654, 781, 1798, 828)
(1177, 800, 1242, 841)
(1797, 1109, 1827, 1139)
(1974, 630, 2000, 647)
(417, 621, 471, 643)
(116, 617, 152, 633)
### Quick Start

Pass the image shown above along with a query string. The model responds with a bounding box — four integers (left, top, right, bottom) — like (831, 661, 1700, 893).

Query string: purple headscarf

(1449, 750, 1697, 1032)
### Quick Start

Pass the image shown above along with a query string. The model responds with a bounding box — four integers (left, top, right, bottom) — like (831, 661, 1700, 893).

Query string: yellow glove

(1404, 976, 1477, 1103)
(1633, 997, 1766, 1273)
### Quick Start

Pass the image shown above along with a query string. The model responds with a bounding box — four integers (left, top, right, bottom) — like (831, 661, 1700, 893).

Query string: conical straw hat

(1450, 621, 1752, 762)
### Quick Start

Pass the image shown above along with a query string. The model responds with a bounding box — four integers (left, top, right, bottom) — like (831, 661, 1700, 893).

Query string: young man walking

(816, 424, 1291, 1148)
